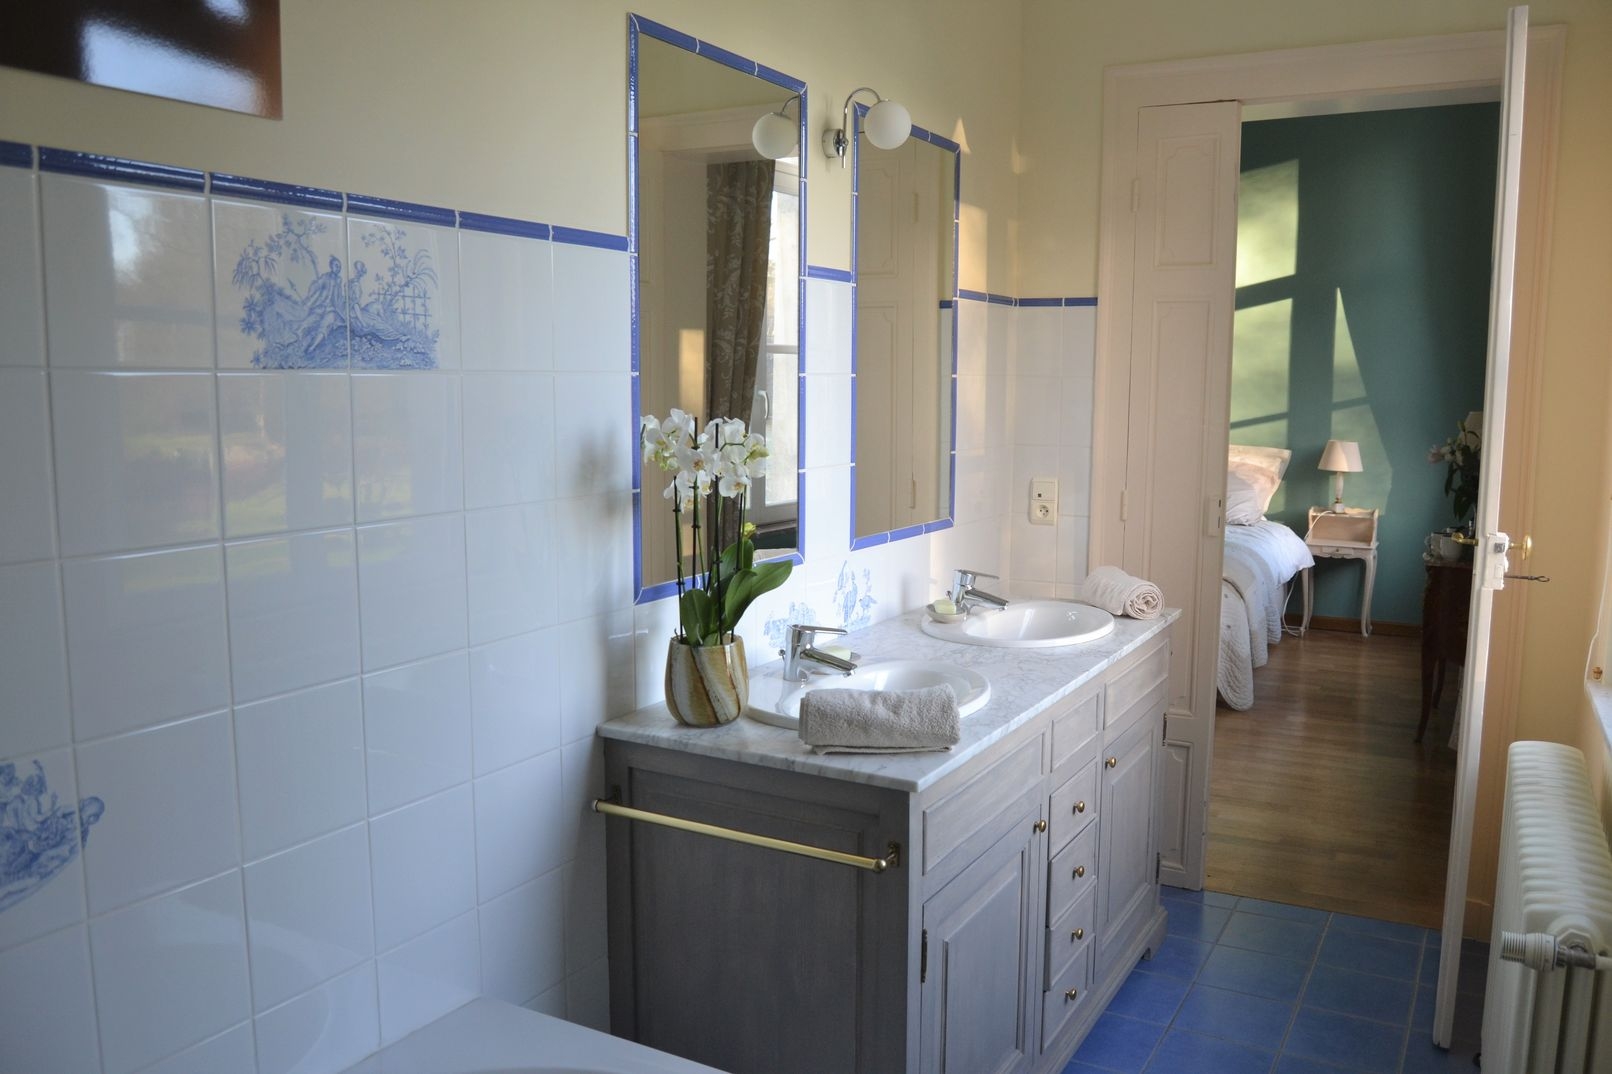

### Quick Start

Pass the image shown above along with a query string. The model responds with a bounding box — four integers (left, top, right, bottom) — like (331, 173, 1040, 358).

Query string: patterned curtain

(705, 159, 775, 548)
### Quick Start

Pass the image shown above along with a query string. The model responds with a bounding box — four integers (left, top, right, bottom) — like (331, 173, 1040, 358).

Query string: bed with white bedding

(1217, 518, 1314, 710)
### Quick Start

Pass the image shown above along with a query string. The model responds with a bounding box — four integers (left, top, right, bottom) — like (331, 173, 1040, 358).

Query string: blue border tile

(756, 64, 806, 94)
(1066, 296, 1099, 306)
(552, 224, 630, 252)
(805, 265, 853, 283)
(957, 288, 990, 303)
(458, 211, 551, 241)
(1016, 296, 1064, 308)
(208, 173, 344, 210)
(695, 40, 757, 77)
(986, 292, 1015, 306)
(345, 193, 456, 227)
(38, 147, 205, 191)
(631, 14, 699, 53)
(0, 141, 32, 169)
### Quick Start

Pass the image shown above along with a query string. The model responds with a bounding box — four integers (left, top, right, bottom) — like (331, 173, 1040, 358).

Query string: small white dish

(926, 601, 966, 624)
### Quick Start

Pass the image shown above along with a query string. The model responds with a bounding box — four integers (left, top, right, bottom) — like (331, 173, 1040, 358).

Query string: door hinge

(920, 929, 929, 983)
(1130, 177, 1141, 213)
(1120, 488, 1129, 522)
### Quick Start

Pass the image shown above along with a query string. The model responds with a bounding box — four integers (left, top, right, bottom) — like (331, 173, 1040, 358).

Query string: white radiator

(1482, 741, 1612, 1074)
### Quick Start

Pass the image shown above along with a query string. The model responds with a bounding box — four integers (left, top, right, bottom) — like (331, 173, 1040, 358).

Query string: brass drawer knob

(1074, 865, 1086, 878)
(1074, 800, 1086, 814)
(1106, 756, 1118, 769)
(1033, 818, 1048, 834)
(1064, 988, 1079, 1002)
(1071, 927, 1085, 941)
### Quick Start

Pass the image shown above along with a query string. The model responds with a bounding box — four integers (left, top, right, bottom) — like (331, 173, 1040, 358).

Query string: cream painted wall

(0, 0, 1023, 291)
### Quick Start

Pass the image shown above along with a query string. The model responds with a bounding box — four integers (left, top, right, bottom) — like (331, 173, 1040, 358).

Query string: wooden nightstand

(1300, 506, 1380, 636)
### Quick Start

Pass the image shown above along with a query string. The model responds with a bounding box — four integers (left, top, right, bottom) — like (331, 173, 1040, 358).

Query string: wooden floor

(1205, 626, 1459, 928)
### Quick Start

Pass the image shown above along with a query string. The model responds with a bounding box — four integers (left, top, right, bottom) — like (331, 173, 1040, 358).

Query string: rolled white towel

(798, 685, 960, 754)
(1079, 565, 1163, 620)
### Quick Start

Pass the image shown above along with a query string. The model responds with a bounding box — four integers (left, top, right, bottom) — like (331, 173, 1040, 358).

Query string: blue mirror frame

(848, 105, 961, 550)
(627, 15, 809, 604)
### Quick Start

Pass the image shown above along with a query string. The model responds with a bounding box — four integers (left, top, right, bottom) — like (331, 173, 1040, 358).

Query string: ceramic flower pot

(664, 636, 748, 727)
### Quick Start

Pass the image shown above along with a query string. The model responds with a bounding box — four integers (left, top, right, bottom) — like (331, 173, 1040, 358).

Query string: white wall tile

(226, 529, 361, 703)
(1015, 307, 1062, 378)
(0, 368, 55, 562)
(552, 373, 632, 497)
(137, 1024, 256, 1074)
(565, 957, 611, 1033)
(1058, 443, 1092, 517)
(89, 872, 251, 1074)
(369, 786, 475, 952)
(478, 870, 564, 1006)
(563, 818, 607, 975)
(75, 712, 239, 914)
(550, 493, 632, 622)
(551, 244, 629, 373)
(352, 373, 463, 522)
(1061, 375, 1095, 448)
(459, 230, 553, 371)
(363, 652, 471, 814)
(462, 372, 555, 508)
(235, 679, 366, 862)
(244, 825, 374, 1011)
(1011, 374, 1060, 447)
(255, 963, 379, 1074)
(558, 608, 635, 744)
(1057, 517, 1091, 586)
(0, 925, 101, 1074)
(470, 628, 562, 777)
(1011, 514, 1058, 584)
(0, 169, 45, 368)
(528, 983, 566, 1018)
(802, 375, 852, 468)
(955, 302, 986, 377)
(51, 371, 220, 555)
(804, 277, 852, 376)
(465, 503, 554, 645)
(347, 218, 460, 371)
(0, 561, 71, 759)
(804, 464, 851, 563)
(631, 597, 680, 709)
(219, 372, 354, 537)
(986, 301, 1014, 375)
(212, 199, 348, 370)
(63, 546, 230, 740)
(355, 515, 468, 670)
(558, 739, 604, 866)
(954, 375, 987, 455)
(473, 749, 563, 902)
(42, 177, 213, 370)
(1064, 305, 1097, 379)
(376, 911, 479, 1046)
(0, 750, 87, 951)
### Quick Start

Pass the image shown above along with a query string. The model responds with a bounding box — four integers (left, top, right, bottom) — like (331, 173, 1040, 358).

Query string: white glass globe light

(864, 99, 912, 150)
(751, 110, 799, 159)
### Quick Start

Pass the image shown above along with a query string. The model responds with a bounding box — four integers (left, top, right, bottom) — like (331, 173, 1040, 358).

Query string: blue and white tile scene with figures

(0, 138, 1095, 1074)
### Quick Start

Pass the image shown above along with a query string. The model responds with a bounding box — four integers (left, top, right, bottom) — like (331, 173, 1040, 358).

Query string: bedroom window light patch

(1235, 158, 1298, 289)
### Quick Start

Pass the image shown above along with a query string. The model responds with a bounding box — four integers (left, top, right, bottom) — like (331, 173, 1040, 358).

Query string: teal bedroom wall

(1230, 103, 1499, 626)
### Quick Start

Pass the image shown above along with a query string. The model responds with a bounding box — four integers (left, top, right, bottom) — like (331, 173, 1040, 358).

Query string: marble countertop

(597, 606, 1179, 793)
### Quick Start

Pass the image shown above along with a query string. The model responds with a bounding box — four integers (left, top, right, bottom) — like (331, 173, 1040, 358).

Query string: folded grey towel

(1078, 565, 1163, 619)
(798, 685, 961, 754)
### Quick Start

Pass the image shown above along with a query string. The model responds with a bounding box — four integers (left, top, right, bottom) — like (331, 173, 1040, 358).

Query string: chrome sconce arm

(822, 86, 911, 167)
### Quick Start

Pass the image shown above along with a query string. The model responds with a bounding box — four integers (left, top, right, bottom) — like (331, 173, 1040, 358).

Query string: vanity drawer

(1046, 821, 1098, 922)
(1041, 943, 1093, 1054)
(1105, 638, 1168, 738)
(922, 736, 1044, 876)
(1048, 759, 1098, 854)
(1044, 887, 1096, 988)
(1049, 688, 1101, 774)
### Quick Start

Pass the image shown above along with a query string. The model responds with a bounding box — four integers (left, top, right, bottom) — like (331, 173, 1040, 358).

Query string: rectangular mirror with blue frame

(851, 110, 959, 546)
(629, 15, 807, 603)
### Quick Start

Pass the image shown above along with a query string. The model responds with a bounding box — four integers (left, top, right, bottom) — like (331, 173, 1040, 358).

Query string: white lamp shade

(1318, 439, 1363, 473)
(751, 110, 799, 159)
(863, 99, 912, 150)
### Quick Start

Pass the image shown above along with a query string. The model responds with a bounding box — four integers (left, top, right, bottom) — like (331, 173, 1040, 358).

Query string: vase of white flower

(641, 410, 791, 726)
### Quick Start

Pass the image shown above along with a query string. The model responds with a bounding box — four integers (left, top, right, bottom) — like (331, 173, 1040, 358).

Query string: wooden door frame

(1093, 26, 1564, 927)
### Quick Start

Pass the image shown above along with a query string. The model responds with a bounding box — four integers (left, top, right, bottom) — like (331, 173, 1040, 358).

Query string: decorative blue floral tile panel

(0, 761, 103, 913)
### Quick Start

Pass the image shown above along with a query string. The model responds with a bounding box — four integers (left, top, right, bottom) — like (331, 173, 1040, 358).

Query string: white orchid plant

(641, 410, 791, 647)
(1428, 417, 1482, 523)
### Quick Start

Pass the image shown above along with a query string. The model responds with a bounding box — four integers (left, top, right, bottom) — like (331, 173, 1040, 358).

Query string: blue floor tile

(1108, 970, 1191, 1024)
(1284, 1008, 1406, 1074)
(1274, 1057, 1352, 1074)
(1143, 1028, 1274, 1074)
(1144, 935, 1214, 980)
(1171, 984, 1294, 1051)
(1197, 946, 1310, 1002)
(1399, 1035, 1481, 1073)
(1328, 912, 1427, 946)
(1219, 911, 1324, 961)
(1062, 1063, 1120, 1074)
(1317, 930, 1422, 981)
(1234, 896, 1330, 925)
(1410, 984, 1484, 1045)
(1161, 887, 1239, 909)
(1302, 963, 1416, 1026)
(1165, 901, 1232, 943)
(1072, 1012, 1167, 1073)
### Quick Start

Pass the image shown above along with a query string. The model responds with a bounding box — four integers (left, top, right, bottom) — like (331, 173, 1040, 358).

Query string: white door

(1122, 102, 1241, 889)
(1432, 5, 1529, 1049)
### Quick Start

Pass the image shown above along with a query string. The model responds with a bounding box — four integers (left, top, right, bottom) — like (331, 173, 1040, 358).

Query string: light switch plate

(1030, 477, 1057, 525)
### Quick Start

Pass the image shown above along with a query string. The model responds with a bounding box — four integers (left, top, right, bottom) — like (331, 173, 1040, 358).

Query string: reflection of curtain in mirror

(705, 159, 774, 549)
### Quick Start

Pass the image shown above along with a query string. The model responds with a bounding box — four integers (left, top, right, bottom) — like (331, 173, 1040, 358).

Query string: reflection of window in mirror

(853, 127, 958, 541)
(634, 33, 804, 592)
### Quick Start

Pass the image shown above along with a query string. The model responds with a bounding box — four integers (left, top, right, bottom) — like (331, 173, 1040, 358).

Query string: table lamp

(1318, 439, 1363, 512)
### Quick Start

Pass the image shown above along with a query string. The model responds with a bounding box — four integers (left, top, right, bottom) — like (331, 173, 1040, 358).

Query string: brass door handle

(1064, 988, 1079, 1002)
(1074, 800, 1086, 814)
(1071, 927, 1085, 941)
(1033, 818, 1047, 834)
(1074, 865, 1086, 878)
(1106, 756, 1118, 769)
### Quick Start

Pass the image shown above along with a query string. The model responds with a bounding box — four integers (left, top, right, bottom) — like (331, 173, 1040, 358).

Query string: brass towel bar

(591, 797, 900, 873)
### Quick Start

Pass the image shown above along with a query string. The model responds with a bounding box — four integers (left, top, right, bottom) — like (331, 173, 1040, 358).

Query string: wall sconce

(1318, 439, 1363, 512)
(751, 94, 801, 159)
(822, 87, 911, 168)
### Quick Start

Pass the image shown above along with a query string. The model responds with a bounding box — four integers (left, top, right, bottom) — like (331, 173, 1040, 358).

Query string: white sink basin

(747, 660, 991, 729)
(920, 600, 1115, 648)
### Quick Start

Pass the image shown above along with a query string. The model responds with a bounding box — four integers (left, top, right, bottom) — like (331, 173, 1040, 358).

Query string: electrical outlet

(1031, 501, 1054, 524)
(1030, 477, 1057, 525)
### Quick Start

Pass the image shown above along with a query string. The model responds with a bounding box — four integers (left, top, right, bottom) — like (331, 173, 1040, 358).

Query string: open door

(1431, 4, 1529, 1050)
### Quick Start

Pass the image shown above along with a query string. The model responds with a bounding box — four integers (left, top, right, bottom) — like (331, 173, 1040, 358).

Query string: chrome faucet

(782, 624, 856, 681)
(950, 569, 1010, 613)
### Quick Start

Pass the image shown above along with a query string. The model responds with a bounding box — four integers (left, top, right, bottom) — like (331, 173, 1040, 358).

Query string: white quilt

(1217, 520, 1314, 710)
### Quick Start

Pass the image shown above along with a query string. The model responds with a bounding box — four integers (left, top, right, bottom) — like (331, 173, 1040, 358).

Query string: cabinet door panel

(1096, 717, 1158, 979)
(921, 806, 1040, 1074)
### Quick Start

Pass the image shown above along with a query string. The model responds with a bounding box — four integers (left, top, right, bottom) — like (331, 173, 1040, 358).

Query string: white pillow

(1225, 463, 1280, 525)
(1228, 444, 1292, 481)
